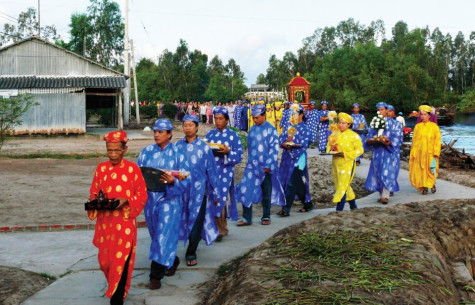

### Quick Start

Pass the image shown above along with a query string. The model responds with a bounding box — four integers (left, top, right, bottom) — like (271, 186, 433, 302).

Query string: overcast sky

(1, 0, 474, 85)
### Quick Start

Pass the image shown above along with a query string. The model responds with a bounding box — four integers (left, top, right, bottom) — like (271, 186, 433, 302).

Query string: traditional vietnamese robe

(235, 121, 285, 207)
(248, 107, 255, 130)
(266, 109, 276, 128)
(175, 137, 220, 245)
(280, 108, 291, 131)
(364, 118, 403, 193)
(240, 106, 249, 131)
(137, 143, 190, 268)
(409, 121, 441, 190)
(279, 122, 311, 202)
(233, 105, 242, 129)
(351, 113, 368, 161)
(204, 127, 244, 220)
(327, 129, 364, 203)
(317, 109, 331, 151)
(304, 109, 319, 144)
(274, 108, 284, 135)
(88, 159, 148, 299)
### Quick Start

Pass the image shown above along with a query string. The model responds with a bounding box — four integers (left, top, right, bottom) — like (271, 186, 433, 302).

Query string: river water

(439, 113, 475, 155)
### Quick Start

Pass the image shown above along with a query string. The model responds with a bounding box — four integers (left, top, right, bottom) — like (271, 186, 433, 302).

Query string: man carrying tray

(364, 102, 403, 204)
(137, 119, 191, 289)
(235, 104, 285, 226)
(88, 131, 148, 305)
(175, 114, 221, 267)
(204, 106, 244, 241)
(278, 104, 312, 217)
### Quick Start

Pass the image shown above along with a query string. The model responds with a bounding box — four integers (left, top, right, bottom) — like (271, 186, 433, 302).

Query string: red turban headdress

(103, 131, 128, 143)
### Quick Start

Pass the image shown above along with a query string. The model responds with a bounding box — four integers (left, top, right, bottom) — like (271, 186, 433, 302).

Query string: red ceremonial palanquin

(88, 159, 147, 299)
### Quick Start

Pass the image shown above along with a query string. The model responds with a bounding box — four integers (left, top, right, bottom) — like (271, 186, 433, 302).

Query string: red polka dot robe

(88, 159, 147, 299)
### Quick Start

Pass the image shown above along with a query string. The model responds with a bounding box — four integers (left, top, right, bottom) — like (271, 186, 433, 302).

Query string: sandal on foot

(298, 208, 309, 213)
(431, 185, 436, 193)
(261, 218, 271, 225)
(277, 210, 289, 217)
(236, 219, 251, 226)
(421, 188, 428, 195)
(380, 198, 389, 204)
(186, 259, 197, 267)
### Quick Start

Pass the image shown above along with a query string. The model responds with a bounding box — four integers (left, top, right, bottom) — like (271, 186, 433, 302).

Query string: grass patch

(39, 272, 57, 281)
(217, 250, 251, 277)
(264, 229, 429, 304)
(2, 152, 138, 159)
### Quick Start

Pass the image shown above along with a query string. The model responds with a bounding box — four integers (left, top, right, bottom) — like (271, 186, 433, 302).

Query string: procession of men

(89, 100, 408, 304)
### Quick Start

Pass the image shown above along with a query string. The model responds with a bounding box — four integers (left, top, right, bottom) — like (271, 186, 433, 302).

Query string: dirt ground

(202, 199, 475, 305)
(0, 265, 54, 305)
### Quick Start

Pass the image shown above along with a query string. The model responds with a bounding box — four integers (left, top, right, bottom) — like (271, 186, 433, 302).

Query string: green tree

(204, 73, 229, 101)
(0, 95, 38, 151)
(59, 0, 124, 68)
(0, 8, 60, 46)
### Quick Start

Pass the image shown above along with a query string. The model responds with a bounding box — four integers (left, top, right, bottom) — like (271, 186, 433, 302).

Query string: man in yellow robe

(328, 113, 364, 211)
(266, 104, 276, 127)
(409, 105, 441, 194)
(274, 102, 283, 135)
(248, 101, 257, 130)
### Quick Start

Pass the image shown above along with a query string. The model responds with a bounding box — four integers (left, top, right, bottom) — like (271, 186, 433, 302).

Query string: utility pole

(37, 0, 40, 37)
(131, 39, 140, 124)
(123, 0, 130, 126)
(118, 89, 123, 130)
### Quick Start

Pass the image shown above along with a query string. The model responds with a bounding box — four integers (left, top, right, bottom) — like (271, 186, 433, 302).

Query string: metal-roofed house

(0, 36, 127, 135)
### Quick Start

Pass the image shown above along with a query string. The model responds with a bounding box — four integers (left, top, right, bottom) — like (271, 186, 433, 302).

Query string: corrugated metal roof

(0, 75, 126, 89)
(0, 36, 127, 77)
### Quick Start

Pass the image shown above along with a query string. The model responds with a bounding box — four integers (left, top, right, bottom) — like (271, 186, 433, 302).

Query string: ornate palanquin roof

(287, 72, 310, 86)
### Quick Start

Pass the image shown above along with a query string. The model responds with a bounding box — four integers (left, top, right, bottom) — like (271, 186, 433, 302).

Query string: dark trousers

(150, 260, 166, 280)
(110, 250, 132, 305)
(201, 114, 207, 123)
(242, 173, 272, 222)
(336, 193, 357, 211)
(283, 168, 308, 214)
(186, 195, 207, 260)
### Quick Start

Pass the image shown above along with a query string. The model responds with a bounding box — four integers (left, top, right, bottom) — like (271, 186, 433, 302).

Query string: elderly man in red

(88, 131, 148, 305)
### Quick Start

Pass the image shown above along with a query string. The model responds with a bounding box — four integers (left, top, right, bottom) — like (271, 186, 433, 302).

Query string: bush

(162, 103, 178, 119)
(0, 94, 38, 151)
(96, 108, 114, 126)
(131, 104, 158, 118)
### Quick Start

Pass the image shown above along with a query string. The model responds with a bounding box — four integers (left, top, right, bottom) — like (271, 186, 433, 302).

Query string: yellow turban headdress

(274, 101, 282, 108)
(266, 104, 272, 109)
(419, 105, 431, 113)
(338, 112, 353, 124)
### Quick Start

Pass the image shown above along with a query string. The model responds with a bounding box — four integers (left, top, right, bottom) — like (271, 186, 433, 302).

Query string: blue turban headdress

(376, 102, 388, 109)
(153, 119, 173, 131)
(213, 106, 228, 115)
(182, 114, 200, 123)
(251, 104, 266, 116)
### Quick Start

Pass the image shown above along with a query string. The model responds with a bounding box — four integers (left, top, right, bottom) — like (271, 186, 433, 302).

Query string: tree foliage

(0, 8, 60, 46)
(57, 0, 124, 68)
(262, 19, 475, 112)
(0, 95, 38, 151)
(133, 40, 247, 102)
